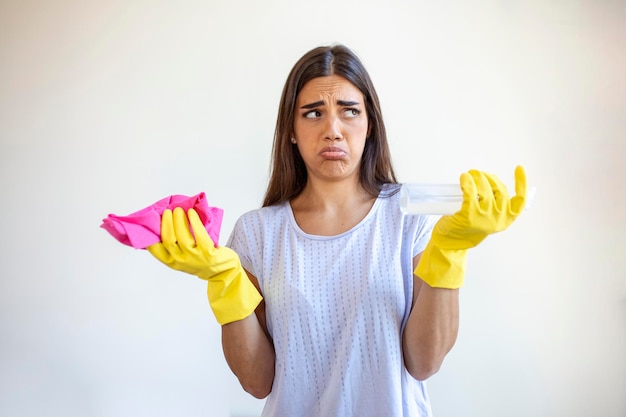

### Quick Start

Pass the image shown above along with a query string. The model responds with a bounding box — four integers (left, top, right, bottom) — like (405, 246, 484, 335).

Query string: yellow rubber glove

(415, 165, 527, 289)
(147, 207, 262, 325)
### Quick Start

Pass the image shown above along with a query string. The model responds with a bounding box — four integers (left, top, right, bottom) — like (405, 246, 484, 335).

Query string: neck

(289, 176, 378, 236)
(292, 176, 373, 210)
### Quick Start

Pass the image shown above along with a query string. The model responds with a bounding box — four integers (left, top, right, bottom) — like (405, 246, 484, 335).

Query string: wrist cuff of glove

(207, 268, 263, 325)
(414, 242, 467, 289)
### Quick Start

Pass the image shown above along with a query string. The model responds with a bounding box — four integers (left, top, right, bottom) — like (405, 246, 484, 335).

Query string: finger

(459, 171, 478, 213)
(511, 165, 527, 214)
(160, 209, 176, 244)
(513, 165, 528, 199)
(469, 170, 492, 209)
(172, 207, 195, 249)
(484, 172, 509, 212)
(160, 209, 182, 255)
(146, 242, 173, 264)
(187, 208, 214, 249)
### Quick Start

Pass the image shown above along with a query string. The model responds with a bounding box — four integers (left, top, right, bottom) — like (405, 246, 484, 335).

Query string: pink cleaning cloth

(100, 192, 224, 249)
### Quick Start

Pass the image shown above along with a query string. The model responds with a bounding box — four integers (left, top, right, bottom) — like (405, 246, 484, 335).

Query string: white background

(1, 1, 624, 416)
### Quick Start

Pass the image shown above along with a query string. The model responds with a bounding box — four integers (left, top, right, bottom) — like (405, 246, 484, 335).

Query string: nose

(323, 114, 343, 141)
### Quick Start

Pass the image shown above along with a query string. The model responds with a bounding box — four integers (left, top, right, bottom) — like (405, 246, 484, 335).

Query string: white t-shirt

(227, 186, 439, 417)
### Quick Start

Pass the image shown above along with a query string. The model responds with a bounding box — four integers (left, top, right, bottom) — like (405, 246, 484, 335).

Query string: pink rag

(100, 192, 224, 249)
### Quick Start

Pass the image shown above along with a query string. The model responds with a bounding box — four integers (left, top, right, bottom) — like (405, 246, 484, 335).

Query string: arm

(402, 253, 459, 381)
(403, 166, 527, 380)
(222, 271, 276, 399)
(146, 208, 274, 396)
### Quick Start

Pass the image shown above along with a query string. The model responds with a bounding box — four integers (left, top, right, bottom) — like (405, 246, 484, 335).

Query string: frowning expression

(292, 75, 369, 182)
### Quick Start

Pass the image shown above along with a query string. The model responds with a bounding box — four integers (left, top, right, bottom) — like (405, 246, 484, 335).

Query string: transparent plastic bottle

(400, 184, 464, 215)
(400, 183, 535, 215)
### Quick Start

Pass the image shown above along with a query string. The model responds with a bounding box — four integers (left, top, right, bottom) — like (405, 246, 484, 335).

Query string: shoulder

(232, 203, 290, 235)
(236, 203, 287, 224)
(227, 203, 291, 273)
(379, 182, 402, 198)
(374, 183, 440, 242)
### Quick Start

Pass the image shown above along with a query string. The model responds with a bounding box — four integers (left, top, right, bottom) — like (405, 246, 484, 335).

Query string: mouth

(319, 146, 347, 160)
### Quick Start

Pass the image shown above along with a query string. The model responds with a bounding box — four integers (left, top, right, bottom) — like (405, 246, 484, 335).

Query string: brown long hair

(262, 44, 398, 207)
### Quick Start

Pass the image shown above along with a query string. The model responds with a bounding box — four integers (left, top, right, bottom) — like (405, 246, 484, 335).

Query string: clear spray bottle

(399, 183, 536, 215)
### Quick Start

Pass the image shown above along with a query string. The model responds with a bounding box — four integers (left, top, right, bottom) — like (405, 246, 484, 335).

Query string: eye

(303, 110, 321, 119)
(343, 108, 362, 118)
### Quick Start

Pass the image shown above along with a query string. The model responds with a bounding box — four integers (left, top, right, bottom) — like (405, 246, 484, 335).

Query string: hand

(431, 165, 527, 250)
(415, 165, 527, 289)
(147, 207, 262, 325)
(147, 207, 238, 280)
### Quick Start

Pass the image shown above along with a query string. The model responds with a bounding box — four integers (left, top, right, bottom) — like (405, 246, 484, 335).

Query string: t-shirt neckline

(285, 194, 384, 240)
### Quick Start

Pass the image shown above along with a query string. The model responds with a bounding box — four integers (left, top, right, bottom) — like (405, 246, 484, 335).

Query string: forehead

(297, 75, 364, 104)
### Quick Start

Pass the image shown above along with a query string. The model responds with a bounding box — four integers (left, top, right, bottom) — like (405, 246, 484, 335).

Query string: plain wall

(1, 1, 624, 416)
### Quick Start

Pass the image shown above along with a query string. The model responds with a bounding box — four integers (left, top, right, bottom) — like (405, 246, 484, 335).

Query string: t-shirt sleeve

(225, 212, 258, 275)
(412, 214, 440, 258)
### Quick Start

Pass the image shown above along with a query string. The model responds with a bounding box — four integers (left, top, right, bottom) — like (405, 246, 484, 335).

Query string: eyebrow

(300, 100, 361, 109)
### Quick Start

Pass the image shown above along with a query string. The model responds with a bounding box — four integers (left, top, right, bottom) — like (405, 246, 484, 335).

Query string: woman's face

(292, 75, 369, 183)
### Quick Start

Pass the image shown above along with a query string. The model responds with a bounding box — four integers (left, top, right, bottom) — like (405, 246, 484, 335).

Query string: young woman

(148, 44, 527, 417)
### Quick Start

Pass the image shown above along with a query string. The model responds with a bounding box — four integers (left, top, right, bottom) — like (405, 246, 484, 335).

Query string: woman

(148, 44, 527, 417)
